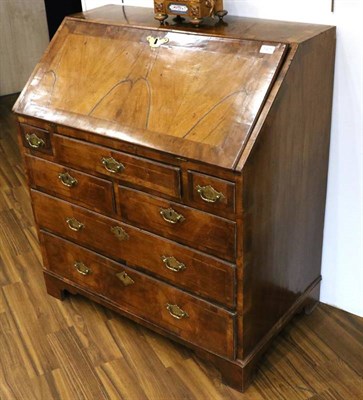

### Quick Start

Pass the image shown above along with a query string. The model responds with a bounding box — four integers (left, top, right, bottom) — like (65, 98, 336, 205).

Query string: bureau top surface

(72, 5, 334, 44)
(13, 9, 290, 169)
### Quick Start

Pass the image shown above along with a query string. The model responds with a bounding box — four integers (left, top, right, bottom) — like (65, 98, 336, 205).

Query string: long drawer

(53, 134, 181, 200)
(32, 190, 236, 307)
(118, 186, 236, 262)
(41, 232, 236, 359)
(25, 155, 115, 215)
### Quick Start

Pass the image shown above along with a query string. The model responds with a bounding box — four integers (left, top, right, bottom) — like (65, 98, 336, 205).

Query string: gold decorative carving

(154, 2, 164, 12)
(190, 3, 200, 17)
(153, 0, 227, 25)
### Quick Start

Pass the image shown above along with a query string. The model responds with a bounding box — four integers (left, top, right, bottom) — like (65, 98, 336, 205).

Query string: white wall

(81, 0, 150, 10)
(82, 0, 363, 317)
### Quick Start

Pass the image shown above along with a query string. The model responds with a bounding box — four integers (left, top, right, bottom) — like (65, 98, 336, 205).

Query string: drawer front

(20, 124, 52, 154)
(118, 187, 236, 262)
(32, 190, 235, 307)
(188, 171, 236, 216)
(54, 134, 181, 199)
(25, 155, 114, 215)
(41, 232, 236, 358)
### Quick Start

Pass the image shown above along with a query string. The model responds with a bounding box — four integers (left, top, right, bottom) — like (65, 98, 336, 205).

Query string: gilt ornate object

(154, 0, 228, 26)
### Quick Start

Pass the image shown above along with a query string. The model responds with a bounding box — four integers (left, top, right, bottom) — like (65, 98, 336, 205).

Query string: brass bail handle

(58, 172, 78, 188)
(161, 256, 186, 272)
(101, 156, 125, 174)
(74, 261, 91, 276)
(25, 133, 45, 149)
(196, 185, 225, 203)
(166, 303, 189, 320)
(66, 217, 84, 232)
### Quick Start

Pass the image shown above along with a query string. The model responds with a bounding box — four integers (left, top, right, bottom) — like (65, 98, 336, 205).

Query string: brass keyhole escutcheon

(160, 207, 185, 224)
(147, 35, 169, 48)
(116, 271, 135, 287)
(111, 226, 129, 241)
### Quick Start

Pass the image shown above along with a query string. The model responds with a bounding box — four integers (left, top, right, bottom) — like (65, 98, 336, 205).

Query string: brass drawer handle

(160, 207, 185, 224)
(25, 133, 45, 149)
(166, 303, 189, 320)
(58, 172, 78, 188)
(196, 185, 225, 203)
(66, 217, 84, 232)
(101, 156, 125, 174)
(161, 256, 186, 272)
(111, 226, 129, 241)
(116, 271, 135, 286)
(74, 261, 91, 276)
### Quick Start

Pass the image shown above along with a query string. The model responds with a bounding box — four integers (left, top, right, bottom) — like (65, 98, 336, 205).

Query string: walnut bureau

(13, 5, 336, 392)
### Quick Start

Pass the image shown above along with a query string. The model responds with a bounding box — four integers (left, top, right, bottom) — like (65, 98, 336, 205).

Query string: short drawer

(53, 134, 181, 199)
(41, 232, 236, 359)
(118, 187, 236, 262)
(25, 155, 114, 215)
(32, 190, 235, 307)
(20, 124, 52, 154)
(188, 171, 236, 216)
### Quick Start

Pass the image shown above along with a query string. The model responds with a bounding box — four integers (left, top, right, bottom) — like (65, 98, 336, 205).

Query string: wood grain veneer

(41, 231, 236, 359)
(53, 134, 182, 199)
(25, 155, 115, 215)
(12, 6, 336, 392)
(118, 186, 236, 262)
(31, 190, 236, 307)
(13, 18, 287, 170)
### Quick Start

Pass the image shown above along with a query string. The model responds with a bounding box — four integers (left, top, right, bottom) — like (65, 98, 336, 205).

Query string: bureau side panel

(241, 28, 336, 358)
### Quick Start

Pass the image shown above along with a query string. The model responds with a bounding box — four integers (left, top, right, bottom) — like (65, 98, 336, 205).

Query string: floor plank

(0, 94, 362, 399)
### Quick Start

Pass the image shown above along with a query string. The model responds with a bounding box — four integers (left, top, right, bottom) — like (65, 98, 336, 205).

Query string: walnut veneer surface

(3, 87, 363, 399)
(13, 5, 336, 392)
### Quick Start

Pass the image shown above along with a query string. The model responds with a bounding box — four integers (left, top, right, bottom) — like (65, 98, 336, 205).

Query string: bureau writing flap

(13, 17, 287, 169)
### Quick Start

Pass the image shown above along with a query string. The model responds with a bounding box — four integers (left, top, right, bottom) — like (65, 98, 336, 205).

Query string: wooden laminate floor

(0, 93, 363, 400)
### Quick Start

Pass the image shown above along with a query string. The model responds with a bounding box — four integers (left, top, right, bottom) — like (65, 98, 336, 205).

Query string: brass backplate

(116, 271, 135, 287)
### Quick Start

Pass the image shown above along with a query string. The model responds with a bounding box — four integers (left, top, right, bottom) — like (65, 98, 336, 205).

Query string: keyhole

(154, 38, 158, 45)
